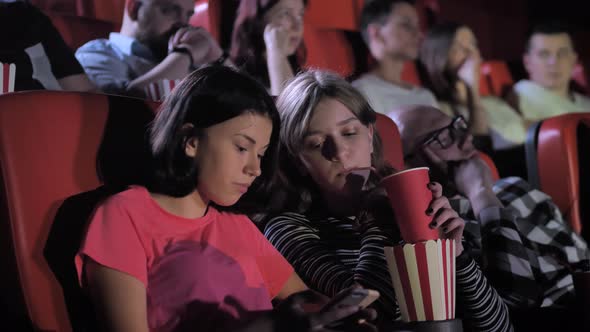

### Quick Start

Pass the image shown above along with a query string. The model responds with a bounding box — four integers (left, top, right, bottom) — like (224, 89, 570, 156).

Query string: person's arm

(85, 260, 149, 332)
(455, 253, 513, 332)
(263, 24, 295, 96)
(31, 5, 96, 92)
(454, 158, 541, 306)
(456, 45, 489, 136)
(75, 45, 140, 95)
(493, 178, 590, 305)
(125, 52, 191, 92)
(234, 289, 376, 332)
(264, 213, 400, 320)
(275, 272, 309, 300)
(469, 95, 490, 136)
(58, 74, 97, 92)
(266, 49, 294, 96)
(473, 205, 542, 307)
(75, 196, 150, 331)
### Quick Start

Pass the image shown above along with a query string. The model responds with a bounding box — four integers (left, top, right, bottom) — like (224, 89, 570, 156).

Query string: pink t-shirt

(76, 186, 294, 332)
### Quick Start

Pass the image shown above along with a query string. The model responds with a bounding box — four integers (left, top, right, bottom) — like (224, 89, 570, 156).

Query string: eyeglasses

(422, 115, 469, 149)
(404, 115, 469, 161)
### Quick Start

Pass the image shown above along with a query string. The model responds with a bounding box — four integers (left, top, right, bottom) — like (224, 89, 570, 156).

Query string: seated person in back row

(76, 0, 229, 98)
(0, 1, 95, 92)
(390, 105, 590, 309)
(418, 22, 528, 179)
(230, 0, 307, 96)
(511, 21, 590, 123)
(352, 0, 439, 115)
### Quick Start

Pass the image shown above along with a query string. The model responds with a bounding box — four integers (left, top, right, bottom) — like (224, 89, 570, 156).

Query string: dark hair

(359, 0, 415, 44)
(274, 70, 395, 214)
(148, 65, 281, 215)
(418, 22, 477, 124)
(229, 0, 307, 87)
(525, 20, 573, 52)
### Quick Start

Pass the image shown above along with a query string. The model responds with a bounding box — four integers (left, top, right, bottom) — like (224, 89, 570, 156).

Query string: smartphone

(322, 287, 380, 312)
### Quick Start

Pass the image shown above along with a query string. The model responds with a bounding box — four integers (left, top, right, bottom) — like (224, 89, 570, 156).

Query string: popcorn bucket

(145, 79, 181, 101)
(0, 62, 16, 94)
(384, 239, 455, 322)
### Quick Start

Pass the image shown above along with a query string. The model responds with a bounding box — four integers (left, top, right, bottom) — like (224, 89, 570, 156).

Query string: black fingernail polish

(443, 227, 448, 232)
(429, 222, 436, 228)
(426, 208, 433, 215)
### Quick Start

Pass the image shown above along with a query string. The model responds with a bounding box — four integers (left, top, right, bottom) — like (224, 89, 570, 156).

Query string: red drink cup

(380, 167, 438, 243)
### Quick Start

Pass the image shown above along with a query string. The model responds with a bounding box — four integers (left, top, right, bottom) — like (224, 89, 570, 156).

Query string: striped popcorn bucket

(1, 62, 16, 95)
(384, 239, 456, 322)
(145, 79, 182, 101)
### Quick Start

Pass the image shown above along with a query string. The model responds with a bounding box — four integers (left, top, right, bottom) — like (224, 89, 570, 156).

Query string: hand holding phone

(321, 287, 380, 313)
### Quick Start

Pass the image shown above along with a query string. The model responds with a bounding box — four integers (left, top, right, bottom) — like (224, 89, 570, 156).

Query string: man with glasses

(390, 105, 589, 315)
(511, 21, 590, 123)
(352, 0, 439, 116)
(76, 0, 228, 98)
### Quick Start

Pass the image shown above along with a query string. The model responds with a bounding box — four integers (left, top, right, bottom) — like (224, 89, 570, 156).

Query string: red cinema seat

(0, 91, 158, 331)
(47, 12, 116, 50)
(478, 152, 500, 182)
(572, 62, 589, 95)
(401, 61, 422, 86)
(190, 0, 222, 42)
(479, 60, 513, 97)
(374, 113, 405, 171)
(306, 0, 359, 30)
(526, 113, 590, 236)
(303, 23, 355, 78)
(75, 0, 125, 25)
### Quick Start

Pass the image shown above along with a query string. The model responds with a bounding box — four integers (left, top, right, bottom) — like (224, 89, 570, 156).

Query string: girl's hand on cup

(425, 182, 465, 256)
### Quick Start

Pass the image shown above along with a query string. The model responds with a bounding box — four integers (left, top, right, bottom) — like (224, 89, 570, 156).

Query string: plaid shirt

(452, 177, 590, 308)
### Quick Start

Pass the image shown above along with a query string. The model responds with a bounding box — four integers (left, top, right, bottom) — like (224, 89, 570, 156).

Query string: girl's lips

(234, 183, 251, 194)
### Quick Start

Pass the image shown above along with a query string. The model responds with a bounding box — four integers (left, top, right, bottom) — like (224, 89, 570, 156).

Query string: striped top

(264, 209, 513, 331)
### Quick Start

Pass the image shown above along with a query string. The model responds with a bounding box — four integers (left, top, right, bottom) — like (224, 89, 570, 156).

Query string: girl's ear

(183, 124, 198, 157)
(368, 23, 382, 45)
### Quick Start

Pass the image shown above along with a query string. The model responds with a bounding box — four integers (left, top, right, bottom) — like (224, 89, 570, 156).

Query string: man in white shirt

(513, 21, 590, 122)
(352, 0, 438, 116)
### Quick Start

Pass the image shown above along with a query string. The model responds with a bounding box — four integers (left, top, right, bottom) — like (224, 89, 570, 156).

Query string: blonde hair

(274, 70, 394, 213)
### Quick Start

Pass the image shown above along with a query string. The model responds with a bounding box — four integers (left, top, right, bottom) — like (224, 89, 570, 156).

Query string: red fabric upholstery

(0, 91, 159, 331)
(401, 61, 421, 86)
(572, 62, 588, 94)
(478, 152, 500, 182)
(75, 0, 125, 24)
(47, 12, 116, 50)
(374, 113, 405, 171)
(0, 91, 109, 331)
(306, 0, 359, 30)
(535, 113, 590, 234)
(189, 0, 222, 42)
(303, 22, 355, 77)
(479, 60, 513, 97)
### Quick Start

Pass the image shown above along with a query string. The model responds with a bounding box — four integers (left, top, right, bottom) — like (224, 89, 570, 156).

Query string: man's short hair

(359, 0, 416, 44)
(525, 20, 573, 52)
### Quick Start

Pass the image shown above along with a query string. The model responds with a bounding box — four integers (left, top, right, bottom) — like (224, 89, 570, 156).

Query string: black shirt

(0, 2, 84, 91)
